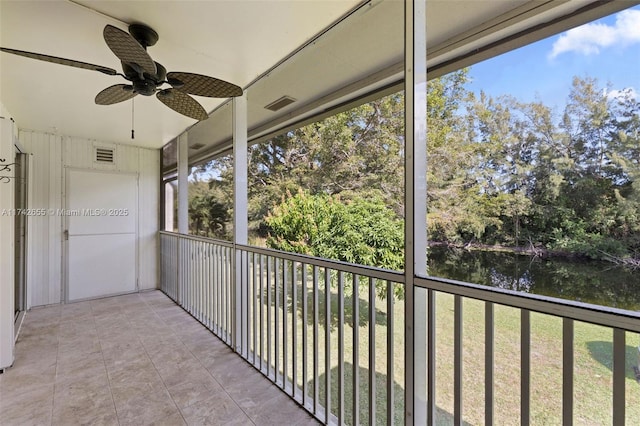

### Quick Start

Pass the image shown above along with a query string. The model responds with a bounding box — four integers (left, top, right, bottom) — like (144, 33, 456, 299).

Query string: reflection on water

(427, 246, 640, 311)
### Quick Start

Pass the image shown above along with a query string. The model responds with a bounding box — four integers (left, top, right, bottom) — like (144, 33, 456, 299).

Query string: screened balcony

(2, 1, 640, 425)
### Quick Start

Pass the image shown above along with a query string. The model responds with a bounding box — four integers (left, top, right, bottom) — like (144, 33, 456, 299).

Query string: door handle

(64, 230, 69, 241)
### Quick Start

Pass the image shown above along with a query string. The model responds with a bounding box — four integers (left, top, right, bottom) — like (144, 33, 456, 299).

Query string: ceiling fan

(0, 23, 243, 121)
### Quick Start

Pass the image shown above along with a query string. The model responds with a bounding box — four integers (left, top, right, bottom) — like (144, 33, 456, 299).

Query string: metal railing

(414, 276, 640, 425)
(160, 232, 234, 344)
(160, 231, 640, 425)
(160, 231, 404, 425)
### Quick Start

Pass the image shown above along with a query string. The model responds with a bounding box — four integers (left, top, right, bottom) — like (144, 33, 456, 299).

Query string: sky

(466, 5, 640, 111)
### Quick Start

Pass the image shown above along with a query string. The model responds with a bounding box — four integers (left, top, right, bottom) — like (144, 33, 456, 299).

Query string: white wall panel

(138, 148, 159, 290)
(21, 131, 159, 307)
(20, 130, 63, 307)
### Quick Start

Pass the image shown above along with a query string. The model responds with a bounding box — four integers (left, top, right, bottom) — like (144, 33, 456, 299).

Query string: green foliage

(187, 71, 640, 265)
(266, 191, 404, 298)
(188, 178, 232, 240)
(550, 227, 628, 260)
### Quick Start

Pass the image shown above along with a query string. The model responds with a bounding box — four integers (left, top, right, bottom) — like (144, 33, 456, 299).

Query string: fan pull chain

(131, 97, 135, 140)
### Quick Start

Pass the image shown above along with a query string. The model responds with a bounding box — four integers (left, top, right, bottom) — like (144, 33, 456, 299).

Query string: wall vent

(265, 96, 296, 112)
(95, 147, 115, 163)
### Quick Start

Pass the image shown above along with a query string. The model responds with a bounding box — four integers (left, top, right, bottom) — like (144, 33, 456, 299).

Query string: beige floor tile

(250, 392, 319, 425)
(113, 388, 180, 426)
(6, 290, 316, 426)
(0, 383, 54, 426)
(166, 378, 225, 410)
(52, 378, 117, 426)
(147, 410, 188, 426)
(179, 393, 253, 426)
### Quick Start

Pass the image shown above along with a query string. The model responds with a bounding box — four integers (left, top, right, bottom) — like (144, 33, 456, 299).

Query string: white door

(66, 169, 137, 301)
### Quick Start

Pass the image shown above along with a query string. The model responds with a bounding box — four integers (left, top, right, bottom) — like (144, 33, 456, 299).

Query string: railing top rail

(416, 276, 640, 333)
(236, 243, 405, 283)
(160, 231, 234, 248)
(159, 231, 639, 331)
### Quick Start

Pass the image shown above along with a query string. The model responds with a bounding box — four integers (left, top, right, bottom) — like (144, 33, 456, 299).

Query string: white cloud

(549, 9, 640, 59)
(606, 87, 638, 101)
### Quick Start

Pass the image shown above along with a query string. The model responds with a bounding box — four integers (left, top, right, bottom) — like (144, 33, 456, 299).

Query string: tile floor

(0, 290, 319, 425)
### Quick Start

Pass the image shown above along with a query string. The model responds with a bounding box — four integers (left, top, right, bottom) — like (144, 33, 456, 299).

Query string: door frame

(63, 167, 139, 303)
(14, 151, 28, 319)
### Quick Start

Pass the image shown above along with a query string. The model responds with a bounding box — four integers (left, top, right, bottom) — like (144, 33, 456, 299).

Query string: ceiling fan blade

(156, 89, 208, 121)
(167, 72, 243, 98)
(103, 25, 157, 76)
(0, 47, 117, 75)
(95, 84, 137, 105)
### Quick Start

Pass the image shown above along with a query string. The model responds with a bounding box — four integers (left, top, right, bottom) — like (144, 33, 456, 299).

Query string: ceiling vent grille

(95, 147, 115, 163)
(265, 96, 296, 112)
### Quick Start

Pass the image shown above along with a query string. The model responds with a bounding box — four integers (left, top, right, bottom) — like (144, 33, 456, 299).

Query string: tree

(265, 190, 404, 297)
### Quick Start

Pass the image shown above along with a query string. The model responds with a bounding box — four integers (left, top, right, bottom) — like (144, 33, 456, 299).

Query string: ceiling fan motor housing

(128, 24, 159, 48)
(122, 61, 167, 96)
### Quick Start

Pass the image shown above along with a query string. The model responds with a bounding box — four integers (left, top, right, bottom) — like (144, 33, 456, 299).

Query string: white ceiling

(0, 0, 360, 148)
(1, 0, 635, 152)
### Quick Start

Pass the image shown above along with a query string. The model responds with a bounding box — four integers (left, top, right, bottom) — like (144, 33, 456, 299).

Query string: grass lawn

(245, 263, 640, 425)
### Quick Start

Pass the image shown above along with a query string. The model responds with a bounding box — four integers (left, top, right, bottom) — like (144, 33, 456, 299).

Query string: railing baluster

(325, 268, 331, 423)
(240, 250, 245, 356)
(188, 240, 192, 314)
(427, 289, 435, 425)
(386, 280, 394, 426)
(454, 295, 463, 426)
(369, 276, 376, 426)
(212, 245, 217, 332)
(218, 245, 222, 336)
(353, 275, 360, 426)
(253, 252, 258, 365)
(228, 247, 232, 341)
(275, 258, 281, 383)
(245, 250, 250, 357)
(292, 261, 298, 400)
(179, 238, 184, 306)
(201, 243, 205, 325)
(313, 265, 319, 416)
(563, 318, 574, 425)
(218, 245, 223, 336)
(209, 244, 213, 332)
(302, 263, 308, 408)
(196, 241, 199, 317)
(223, 246, 227, 340)
(612, 328, 625, 426)
(485, 301, 494, 426)
(338, 271, 345, 426)
(521, 309, 531, 426)
(283, 259, 289, 391)
(198, 242, 203, 321)
(267, 256, 272, 379)
(260, 254, 265, 372)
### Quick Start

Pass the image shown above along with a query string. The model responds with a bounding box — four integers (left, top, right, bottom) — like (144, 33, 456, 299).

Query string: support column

(0, 117, 15, 371)
(233, 94, 248, 352)
(404, 0, 428, 424)
(177, 133, 189, 234)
